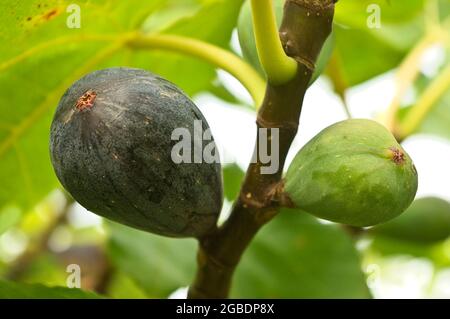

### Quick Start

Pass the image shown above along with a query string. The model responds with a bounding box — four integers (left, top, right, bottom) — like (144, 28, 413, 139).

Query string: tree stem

(188, 0, 335, 299)
(128, 33, 266, 107)
(251, 0, 298, 85)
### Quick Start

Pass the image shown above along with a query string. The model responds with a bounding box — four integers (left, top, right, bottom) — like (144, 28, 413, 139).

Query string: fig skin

(372, 197, 450, 243)
(284, 119, 418, 227)
(50, 67, 222, 238)
(237, 0, 334, 85)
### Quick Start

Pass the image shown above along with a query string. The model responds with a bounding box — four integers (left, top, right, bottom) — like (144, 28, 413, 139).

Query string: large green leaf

(231, 211, 371, 298)
(333, 0, 426, 86)
(371, 197, 450, 244)
(365, 235, 450, 270)
(222, 164, 245, 201)
(106, 221, 197, 298)
(0, 279, 100, 298)
(335, 0, 426, 27)
(0, 206, 21, 235)
(106, 272, 148, 299)
(0, 0, 243, 215)
(107, 211, 370, 298)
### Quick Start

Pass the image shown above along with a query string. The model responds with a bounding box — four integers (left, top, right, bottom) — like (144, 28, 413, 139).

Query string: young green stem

(127, 33, 266, 107)
(326, 51, 352, 118)
(188, 0, 335, 299)
(383, 29, 448, 135)
(399, 63, 450, 138)
(251, 0, 298, 85)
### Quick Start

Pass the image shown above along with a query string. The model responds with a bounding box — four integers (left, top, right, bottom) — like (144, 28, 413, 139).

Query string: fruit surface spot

(76, 90, 97, 111)
(389, 147, 405, 165)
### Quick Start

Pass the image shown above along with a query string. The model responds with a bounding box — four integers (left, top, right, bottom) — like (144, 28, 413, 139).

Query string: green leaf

(0, 279, 101, 298)
(367, 235, 450, 269)
(417, 91, 450, 140)
(335, 0, 425, 27)
(107, 212, 371, 298)
(366, 197, 450, 268)
(207, 81, 250, 107)
(106, 272, 149, 299)
(368, 235, 435, 258)
(0, 0, 243, 214)
(16, 253, 68, 288)
(412, 74, 450, 140)
(0, 205, 22, 235)
(222, 164, 245, 201)
(397, 61, 450, 140)
(231, 211, 371, 298)
(333, 0, 426, 86)
(106, 221, 197, 298)
(371, 197, 450, 244)
(438, 0, 450, 20)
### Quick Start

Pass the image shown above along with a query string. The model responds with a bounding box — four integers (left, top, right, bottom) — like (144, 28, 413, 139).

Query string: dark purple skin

(50, 67, 222, 238)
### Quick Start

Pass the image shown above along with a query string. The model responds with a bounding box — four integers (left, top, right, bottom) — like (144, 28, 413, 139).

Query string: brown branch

(187, 0, 335, 299)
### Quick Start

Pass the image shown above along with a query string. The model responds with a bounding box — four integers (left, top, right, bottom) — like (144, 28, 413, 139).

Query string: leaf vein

(0, 41, 126, 159)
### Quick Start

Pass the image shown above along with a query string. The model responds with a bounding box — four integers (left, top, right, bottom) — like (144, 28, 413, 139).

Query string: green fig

(237, 0, 335, 85)
(284, 119, 418, 227)
(372, 197, 450, 243)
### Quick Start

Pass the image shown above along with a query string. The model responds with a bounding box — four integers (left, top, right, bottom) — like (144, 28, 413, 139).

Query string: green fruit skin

(372, 197, 450, 243)
(50, 67, 223, 238)
(237, 0, 334, 85)
(284, 119, 418, 227)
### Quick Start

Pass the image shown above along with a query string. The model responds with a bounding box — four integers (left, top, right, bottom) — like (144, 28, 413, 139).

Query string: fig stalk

(250, 0, 298, 85)
(127, 33, 266, 107)
(188, 0, 335, 299)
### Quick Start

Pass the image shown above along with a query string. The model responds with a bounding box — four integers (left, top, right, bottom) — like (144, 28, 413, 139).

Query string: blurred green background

(0, 0, 449, 298)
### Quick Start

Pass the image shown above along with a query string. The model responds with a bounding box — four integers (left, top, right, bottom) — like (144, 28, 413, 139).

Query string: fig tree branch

(188, 0, 336, 299)
(127, 33, 266, 107)
(250, 0, 298, 85)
